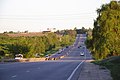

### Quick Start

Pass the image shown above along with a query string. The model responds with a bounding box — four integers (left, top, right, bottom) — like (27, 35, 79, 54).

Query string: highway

(0, 34, 91, 80)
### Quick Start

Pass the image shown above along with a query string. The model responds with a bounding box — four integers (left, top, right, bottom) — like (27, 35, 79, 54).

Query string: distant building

(42, 31, 51, 34)
(47, 28, 56, 32)
(42, 28, 57, 33)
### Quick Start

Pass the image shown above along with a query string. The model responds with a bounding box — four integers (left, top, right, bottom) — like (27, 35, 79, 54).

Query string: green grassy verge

(91, 56, 120, 80)
(43, 47, 62, 56)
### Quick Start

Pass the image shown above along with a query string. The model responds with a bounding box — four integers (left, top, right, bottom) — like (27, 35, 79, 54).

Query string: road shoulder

(78, 60, 113, 80)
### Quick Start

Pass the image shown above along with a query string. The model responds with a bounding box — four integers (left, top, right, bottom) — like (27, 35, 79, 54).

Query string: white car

(80, 52, 84, 56)
(15, 57, 23, 59)
(15, 54, 23, 59)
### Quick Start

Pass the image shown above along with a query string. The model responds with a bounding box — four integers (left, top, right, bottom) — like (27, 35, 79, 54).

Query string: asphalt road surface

(0, 34, 91, 80)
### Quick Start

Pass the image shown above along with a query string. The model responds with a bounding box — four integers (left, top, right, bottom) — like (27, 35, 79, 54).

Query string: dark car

(66, 46, 69, 48)
(57, 52, 61, 54)
(78, 45, 81, 48)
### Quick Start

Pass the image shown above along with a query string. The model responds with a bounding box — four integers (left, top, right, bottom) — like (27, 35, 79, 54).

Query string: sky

(0, 0, 111, 33)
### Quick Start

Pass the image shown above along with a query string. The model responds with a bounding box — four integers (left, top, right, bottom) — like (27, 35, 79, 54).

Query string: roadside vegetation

(92, 56, 120, 80)
(0, 30, 76, 59)
(85, 1, 120, 80)
(86, 1, 120, 59)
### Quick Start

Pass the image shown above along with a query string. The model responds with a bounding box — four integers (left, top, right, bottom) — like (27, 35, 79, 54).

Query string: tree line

(0, 30, 76, 59)
(86, 1, 120, 59)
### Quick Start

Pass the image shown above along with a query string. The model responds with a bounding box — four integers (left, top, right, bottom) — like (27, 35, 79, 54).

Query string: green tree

(91, 1, 120, 59)
(26, 37, 45, 58)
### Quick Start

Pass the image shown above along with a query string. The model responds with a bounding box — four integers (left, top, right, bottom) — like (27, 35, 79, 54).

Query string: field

(7, 32, 45, 37)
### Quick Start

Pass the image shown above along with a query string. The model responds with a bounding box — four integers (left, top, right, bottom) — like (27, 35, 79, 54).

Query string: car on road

(45, 55, 50, 60)
(80, 52, 84, 56)
(66, 46, 69, 48)
(15, 54, 23, 59)
(57, 52, 61, 54)
(78, 45, 81, 48)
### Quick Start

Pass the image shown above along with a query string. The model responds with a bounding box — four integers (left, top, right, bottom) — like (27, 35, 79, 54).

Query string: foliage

(88, 1, 120, 59)
(76, 27, 88, 34)
(0, 30, 76, 58)
(92, 56, 120, 80)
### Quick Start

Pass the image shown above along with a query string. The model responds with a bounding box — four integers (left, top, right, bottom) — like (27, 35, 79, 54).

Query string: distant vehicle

(45, 55, 50, 60)
(57, 52, 61, 54)
(78, 45, 82, 48)
(15, 54, 23, 59)
(66, 46, 69, 48)
(80, 52, 84, 56)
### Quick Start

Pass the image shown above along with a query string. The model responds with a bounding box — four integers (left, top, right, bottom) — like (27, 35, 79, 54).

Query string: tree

(91, 1, 120, 59)
(26, 37, 45, 58)
(76, 27, 87, 34)
(9, 31, 14, 33)
(0, 51, 5, 57)
(0, 30, 76, 58)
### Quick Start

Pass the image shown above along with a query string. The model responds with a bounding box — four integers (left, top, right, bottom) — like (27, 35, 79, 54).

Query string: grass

(91, 56, 120, 80)
(43, 47, 62, 56)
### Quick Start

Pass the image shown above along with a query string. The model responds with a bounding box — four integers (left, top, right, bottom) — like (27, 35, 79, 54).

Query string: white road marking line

(67, 61, 84, 80)
(11, 75, 17, 78)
